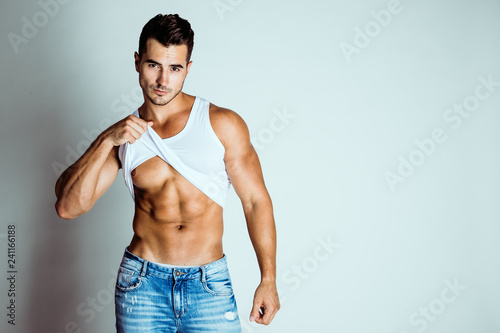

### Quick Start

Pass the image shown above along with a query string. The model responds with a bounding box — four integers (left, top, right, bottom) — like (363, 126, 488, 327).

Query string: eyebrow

(145, 59, 184, 68)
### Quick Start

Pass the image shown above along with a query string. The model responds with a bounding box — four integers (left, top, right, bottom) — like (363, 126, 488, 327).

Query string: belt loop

(141, 260, 148, 277)
(200, 265, 206, 283)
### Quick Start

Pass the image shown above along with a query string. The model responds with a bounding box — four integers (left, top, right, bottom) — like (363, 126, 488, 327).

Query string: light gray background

(1, 0, 499, 332)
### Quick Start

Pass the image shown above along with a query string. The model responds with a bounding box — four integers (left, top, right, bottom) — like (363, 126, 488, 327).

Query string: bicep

(222, 115, 270, 205)
(227, 145, 270, 205)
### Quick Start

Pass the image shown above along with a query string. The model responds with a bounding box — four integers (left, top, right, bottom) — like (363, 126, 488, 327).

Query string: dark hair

(138, 14, 194, 63)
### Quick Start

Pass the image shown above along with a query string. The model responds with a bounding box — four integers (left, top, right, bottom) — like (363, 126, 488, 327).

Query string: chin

(148, 96, 170, 106)
(152, 100, 169, 106)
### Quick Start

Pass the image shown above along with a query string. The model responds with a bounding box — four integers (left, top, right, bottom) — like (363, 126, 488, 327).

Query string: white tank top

(118, 96, 231, 207)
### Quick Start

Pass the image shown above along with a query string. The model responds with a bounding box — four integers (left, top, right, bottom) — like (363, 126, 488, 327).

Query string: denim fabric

(115, 247, 242, 332)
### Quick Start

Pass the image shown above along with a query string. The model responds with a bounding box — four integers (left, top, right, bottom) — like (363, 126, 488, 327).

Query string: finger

(262, 305, 278, 325)
(137, 118, 153, 129)
(131, 131, 143, 142)
(122, 126, 143, 144)
(249, 303, 262, 322)
(254, 307, 265, 324)
(256, 303, 278, 325)
(254, 306, 269, 323)
(123, 115, 151, 133)
(136, 118, 153, 129)
(127, 117, 150, 134)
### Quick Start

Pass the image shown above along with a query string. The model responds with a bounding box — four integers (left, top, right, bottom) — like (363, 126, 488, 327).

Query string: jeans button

(175, 271, 180, 276)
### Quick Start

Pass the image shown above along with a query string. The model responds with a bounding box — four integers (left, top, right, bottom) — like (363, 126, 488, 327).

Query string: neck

(139, 91, 191, 124)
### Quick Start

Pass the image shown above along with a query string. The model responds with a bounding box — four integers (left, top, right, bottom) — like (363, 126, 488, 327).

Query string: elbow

(55, 200, 74, 220)
(55, 199, 84, 220)
(242, 194, 273, 213)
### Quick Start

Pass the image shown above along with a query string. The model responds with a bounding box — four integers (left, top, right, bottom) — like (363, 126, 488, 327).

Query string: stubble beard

(146, 85, 182, 106)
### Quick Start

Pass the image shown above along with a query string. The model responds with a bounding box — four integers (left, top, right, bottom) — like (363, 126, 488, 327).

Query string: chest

(153, 111, 190, 139)
(131, 156, 180, 191)
(129, 136, 226, 192)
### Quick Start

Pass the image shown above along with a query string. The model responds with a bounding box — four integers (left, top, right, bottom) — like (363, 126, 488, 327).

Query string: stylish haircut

(138, 14, 194, 63)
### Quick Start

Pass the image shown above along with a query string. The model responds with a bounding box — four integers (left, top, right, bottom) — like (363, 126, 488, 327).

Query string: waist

(129, 211, 224, 265)
(121, 246, 228, 278)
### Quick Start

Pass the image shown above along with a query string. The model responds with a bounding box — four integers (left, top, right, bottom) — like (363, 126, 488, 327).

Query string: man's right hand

(104, 115, 153, 146)
(55, 115, 152, 219)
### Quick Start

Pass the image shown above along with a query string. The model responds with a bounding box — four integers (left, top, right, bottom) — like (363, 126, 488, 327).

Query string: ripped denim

(115, 247, 241, 332)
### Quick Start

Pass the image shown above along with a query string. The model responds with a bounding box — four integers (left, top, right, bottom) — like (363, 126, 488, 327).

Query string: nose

(156, 69, 168, 87)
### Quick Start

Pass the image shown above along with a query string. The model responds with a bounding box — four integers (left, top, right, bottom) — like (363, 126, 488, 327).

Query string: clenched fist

(103, 115, 153, 146)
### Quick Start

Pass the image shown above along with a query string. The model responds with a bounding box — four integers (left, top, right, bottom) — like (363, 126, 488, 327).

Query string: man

(55, 14, 279, 332)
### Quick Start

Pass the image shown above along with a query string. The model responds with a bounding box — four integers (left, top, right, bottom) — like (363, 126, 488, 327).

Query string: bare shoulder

(209, 103, 250, 148)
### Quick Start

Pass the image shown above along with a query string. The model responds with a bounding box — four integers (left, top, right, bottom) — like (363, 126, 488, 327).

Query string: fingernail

(250, 316, 255, 321)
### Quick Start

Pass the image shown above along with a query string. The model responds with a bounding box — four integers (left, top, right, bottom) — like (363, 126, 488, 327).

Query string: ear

(186, 60, 193, 74)
(134, 52, 141, 73)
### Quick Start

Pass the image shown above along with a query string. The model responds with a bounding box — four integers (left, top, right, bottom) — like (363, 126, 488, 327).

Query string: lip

(154, 89, 167, 96)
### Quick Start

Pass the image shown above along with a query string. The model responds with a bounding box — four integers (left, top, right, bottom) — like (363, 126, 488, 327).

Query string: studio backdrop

(1, 0, 499, 332)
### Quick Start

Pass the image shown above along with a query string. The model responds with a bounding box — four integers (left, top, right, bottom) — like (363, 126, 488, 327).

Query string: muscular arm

(212, 107, 280, 325)
(55, 115, 152, 219)
(55, 136, 119, 219)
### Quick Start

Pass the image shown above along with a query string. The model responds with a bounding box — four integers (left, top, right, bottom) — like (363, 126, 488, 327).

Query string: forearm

(244, 197, 277, 282)
(55, 133, 114, 218)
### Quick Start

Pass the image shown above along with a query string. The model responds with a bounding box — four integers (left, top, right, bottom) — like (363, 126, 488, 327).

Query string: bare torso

(122, 95, 225, 266)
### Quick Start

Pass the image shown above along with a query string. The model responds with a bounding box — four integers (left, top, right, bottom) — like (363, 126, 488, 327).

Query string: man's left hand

(249, 280, 280, 325)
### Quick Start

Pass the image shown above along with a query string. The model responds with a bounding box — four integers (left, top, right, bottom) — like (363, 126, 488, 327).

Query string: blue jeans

(115, 247, 242, 332)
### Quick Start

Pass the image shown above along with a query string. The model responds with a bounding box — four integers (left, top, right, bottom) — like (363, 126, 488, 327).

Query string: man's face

(135, 38, 192, 106)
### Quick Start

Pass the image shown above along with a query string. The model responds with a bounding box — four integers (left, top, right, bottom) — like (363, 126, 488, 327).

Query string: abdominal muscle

(127, 156, 225, 266)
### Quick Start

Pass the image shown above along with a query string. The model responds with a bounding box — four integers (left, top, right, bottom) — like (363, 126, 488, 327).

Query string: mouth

(153, 89, 168, 96)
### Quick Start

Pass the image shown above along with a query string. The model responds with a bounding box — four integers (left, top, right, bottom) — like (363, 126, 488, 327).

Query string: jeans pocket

(116, 266, 144, 292)
(202, 268, 234, 297)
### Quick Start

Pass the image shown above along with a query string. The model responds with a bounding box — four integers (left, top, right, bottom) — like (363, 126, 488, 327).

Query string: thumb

(147, 121, 154, 127)
(249, 302, 262, 322)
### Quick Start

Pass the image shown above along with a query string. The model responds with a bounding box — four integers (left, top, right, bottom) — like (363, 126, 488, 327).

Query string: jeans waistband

(121, 246, 228, 278)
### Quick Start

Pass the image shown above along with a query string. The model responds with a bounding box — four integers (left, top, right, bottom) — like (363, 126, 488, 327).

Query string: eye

(148, 63, 159, 68)
(171, 67, 180, 72)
